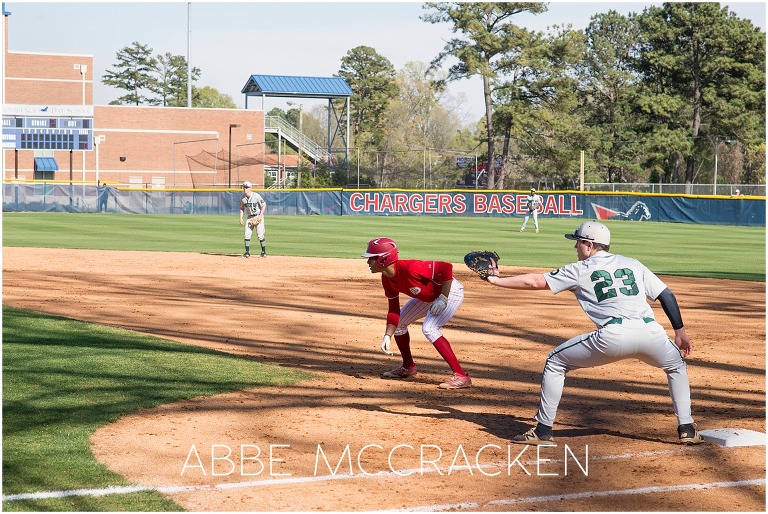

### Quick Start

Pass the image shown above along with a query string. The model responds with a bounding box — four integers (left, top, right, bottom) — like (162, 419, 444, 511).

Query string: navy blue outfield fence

(2, 183, 764, 227)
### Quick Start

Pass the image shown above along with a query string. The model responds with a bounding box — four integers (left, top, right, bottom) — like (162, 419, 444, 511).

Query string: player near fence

(520, 188, 543, 233)
(239, 181, 267, 258)
(362, 237, 471, 389)
(470, 221, 702, 445)
(97, 181, 109, 212)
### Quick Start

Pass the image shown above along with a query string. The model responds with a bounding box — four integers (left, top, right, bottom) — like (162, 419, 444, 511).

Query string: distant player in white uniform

(239, 181, 267, 258)
(520, 188, 543, 233)
(486, 221, 702, 445)
(520, 188, 544, 234)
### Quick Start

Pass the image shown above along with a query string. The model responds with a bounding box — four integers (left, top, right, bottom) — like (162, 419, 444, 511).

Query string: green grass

(1, 212, 764, 510)
(2, 306, 313, 511)
(3, 212, 765, 281)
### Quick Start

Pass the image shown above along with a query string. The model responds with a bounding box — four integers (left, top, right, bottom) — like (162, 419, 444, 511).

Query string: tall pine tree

(102, 42, 158, 106)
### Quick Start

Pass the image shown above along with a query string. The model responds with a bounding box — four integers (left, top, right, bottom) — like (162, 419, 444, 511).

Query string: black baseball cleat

(678, 423, 703, 445)
(243, 252, 250, 258)
(260, 252, 267, 258)
(511, 427, 555, 445)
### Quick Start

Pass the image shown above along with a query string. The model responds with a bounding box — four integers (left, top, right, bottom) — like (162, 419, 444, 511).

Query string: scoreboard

(2, 116, 94, 150)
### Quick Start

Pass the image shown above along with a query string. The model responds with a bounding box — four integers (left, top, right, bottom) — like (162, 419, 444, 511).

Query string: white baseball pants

(393, 280, 464, 343)
(244, 217, 265, 241)
(521, 209, 538, 230)
(534, 319, 694, 427)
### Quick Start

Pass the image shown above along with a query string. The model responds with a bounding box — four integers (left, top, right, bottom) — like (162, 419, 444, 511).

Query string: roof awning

(34, 157, 58, 172)
(241, 74, 353, 99)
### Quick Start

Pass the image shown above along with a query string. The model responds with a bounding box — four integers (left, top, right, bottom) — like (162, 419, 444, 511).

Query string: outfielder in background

(362, 237, 472, 389)
(239, 181, 267, 258)
(520, 188, 543, 233)
(485, 221, 702, 445)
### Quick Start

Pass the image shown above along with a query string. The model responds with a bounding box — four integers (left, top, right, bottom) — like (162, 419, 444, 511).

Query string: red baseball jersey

(381, 259, 453, 303)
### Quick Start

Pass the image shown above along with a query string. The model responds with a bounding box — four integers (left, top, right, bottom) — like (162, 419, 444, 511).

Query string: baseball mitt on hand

(464, 251, 499, 281)
(248, 215, 263, 229)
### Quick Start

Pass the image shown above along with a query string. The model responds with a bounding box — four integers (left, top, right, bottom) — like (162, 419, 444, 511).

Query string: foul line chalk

(489, 479, 767, 506)
(0, 446, 756, 503)
(390, 478, 766, 512)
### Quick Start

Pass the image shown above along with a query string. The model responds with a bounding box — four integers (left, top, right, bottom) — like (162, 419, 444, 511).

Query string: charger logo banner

(345, 191, 584, 217)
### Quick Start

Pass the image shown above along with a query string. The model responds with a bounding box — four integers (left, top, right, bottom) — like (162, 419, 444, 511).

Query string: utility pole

(228, 124, 239, 188)
(287, 101, 303, 188)
(713, 136, 736, 195)
(187, 3, 192, 107)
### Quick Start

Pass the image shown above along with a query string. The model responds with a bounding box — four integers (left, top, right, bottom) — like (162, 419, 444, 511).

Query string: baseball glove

(248, 215, 263, 229)
(464, 251, 499, 281)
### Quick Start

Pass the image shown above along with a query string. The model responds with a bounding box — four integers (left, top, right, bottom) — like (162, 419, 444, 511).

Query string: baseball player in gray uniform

(520, 188, 543, 233)
(486, 221, 702, 445)
(239, 181, 267, 258)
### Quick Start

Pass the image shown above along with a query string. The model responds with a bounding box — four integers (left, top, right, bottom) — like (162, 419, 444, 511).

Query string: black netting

(184, 150, 274, 188)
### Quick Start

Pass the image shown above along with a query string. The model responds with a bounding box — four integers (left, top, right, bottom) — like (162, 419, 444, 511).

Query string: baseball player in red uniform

(362, 237, 471, 389)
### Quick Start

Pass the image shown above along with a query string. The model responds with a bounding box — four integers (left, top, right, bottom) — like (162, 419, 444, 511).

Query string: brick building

(2, 14, 282, 189)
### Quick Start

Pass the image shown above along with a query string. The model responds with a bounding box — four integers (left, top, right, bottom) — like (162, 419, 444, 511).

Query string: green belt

(603, 317, 655, 327)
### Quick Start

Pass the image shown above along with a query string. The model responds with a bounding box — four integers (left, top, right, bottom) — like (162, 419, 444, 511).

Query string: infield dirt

(3, 247, 765, 511)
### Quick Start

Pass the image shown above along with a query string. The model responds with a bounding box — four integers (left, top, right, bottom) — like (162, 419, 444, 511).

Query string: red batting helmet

(362, 237, 399, 267)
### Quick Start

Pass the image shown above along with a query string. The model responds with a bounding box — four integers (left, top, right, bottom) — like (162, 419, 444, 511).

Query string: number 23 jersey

(544, 252, 668, 327)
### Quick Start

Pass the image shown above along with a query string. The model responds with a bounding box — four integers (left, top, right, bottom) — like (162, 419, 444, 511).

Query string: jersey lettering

(243, 195, 263, 217)
(591, 268, 639, 302)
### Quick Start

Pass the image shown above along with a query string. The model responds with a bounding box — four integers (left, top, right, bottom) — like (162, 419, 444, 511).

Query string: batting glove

(429, 294, 448, 315)
(381, 334, 394, 355)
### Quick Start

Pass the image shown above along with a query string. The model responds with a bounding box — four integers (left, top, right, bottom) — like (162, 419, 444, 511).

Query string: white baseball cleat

(438, 373, 471, 389)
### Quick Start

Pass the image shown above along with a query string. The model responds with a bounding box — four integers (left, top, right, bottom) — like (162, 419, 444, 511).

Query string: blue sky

(4, 1, 766, 121)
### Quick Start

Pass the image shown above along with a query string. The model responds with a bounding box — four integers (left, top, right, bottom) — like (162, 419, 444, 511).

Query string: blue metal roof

(241, 74, 353, 99)
(34, 157, 58, 172)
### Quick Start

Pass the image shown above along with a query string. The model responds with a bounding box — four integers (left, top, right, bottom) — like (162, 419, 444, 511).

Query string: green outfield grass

(3, 212, 765, 281)
(2, 306, 313, 511)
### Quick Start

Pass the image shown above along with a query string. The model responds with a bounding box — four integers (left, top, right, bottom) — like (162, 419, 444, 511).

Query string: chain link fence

(584, 183, 765, 196)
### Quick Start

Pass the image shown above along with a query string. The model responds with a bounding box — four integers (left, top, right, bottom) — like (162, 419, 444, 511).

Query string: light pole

(228, 124, 239, 188)
(713, 136, 735, 195)
(297, 104, 303, 188)
(74, 64, 87, 105)
(187, 2, 192, 108)
(287, 101, 303, 187)
(430, 152, 441, 189)
(94, 135, 105, 186)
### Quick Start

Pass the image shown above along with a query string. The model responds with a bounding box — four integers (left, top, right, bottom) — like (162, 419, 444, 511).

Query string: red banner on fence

(347, 192, 584, 216)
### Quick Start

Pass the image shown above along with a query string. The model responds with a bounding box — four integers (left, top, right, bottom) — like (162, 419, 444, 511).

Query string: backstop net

(184, 148, 277, 188)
